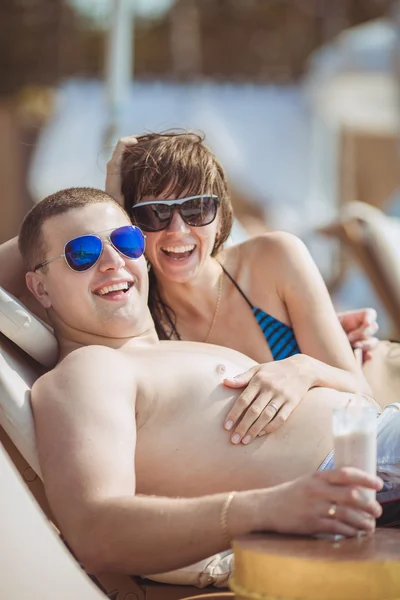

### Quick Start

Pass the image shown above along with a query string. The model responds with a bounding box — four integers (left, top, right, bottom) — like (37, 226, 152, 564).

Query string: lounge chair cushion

(146, 552, 233, 588)
(339, 201, 400, 307)
(0, 333, 42, 476)
(0, 287, 58, 368)
(320, 201, 400, 337)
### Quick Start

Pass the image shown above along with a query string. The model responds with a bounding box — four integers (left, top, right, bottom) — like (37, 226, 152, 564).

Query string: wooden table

(231, 529, 400, 600)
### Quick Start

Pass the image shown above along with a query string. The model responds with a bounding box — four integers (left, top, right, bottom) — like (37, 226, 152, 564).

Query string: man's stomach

(133, 344, 364, 497)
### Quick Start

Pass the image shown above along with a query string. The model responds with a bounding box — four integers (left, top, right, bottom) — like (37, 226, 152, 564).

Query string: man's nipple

(216, 363, 226, 376)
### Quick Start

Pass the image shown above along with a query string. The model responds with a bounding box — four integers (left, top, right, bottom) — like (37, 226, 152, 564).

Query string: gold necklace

(203, 270, 224, 343)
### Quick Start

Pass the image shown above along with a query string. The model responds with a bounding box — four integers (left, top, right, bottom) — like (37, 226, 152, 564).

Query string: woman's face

(137, 192, 220, 284)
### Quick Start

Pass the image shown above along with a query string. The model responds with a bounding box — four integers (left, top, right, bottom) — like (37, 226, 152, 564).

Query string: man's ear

(25, 271, 52, 309)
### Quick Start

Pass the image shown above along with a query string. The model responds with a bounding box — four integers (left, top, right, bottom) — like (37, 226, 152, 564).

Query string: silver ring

(328, 503, 337, 518)
(269, 402, 279, 412)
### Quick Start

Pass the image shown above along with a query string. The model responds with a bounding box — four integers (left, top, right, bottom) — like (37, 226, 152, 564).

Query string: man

(17, 187, 388, 576)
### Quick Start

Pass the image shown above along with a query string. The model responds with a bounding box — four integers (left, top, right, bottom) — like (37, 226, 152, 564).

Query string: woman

(106, 131, 379, 445)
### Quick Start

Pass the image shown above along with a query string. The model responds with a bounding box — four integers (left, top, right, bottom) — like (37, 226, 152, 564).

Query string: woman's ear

(25, 271, 52, 309)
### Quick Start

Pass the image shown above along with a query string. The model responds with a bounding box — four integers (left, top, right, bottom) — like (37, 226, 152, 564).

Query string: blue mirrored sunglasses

(34, 225, 146, 273)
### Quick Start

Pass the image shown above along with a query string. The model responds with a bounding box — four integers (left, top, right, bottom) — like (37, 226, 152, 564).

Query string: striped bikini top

(220, 265, 301, 361)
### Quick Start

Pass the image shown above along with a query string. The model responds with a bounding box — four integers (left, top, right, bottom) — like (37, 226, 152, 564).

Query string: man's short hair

(18, 187, 124, 271)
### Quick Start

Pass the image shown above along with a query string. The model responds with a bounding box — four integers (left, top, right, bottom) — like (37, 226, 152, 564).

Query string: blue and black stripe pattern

(218, 263, 301, 361)
(253, 307, 300, 360)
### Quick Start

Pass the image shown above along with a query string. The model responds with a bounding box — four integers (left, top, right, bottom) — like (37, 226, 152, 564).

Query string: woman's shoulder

(223, 231, 305, 267)
(220, 233, 303, 313)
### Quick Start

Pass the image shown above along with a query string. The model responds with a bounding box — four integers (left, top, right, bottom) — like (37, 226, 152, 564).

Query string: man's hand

(222, 356, 311, 444)
(105, 135, 138, 204)
(257, 467, 383, 538)
(338, 308, 379, 363)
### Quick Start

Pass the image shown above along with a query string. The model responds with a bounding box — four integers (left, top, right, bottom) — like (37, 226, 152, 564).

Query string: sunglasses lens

(110, 225, 145, 259)
(132, 203, 172, 232)
(181, 195, 217, 226)
(65, 235, 102, 272)
(133, 196, 218, 231)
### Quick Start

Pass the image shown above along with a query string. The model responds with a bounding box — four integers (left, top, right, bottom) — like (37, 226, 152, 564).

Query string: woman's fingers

(114, 134, 138, 152)
(225, 389, 303, 444)
(338, 308, 377, 331)
(344, 313, 379, 343)
(363, 308, 378, 328)
(223, 366, 258, 389)
(108, 135, 138, 170)
(348, 322, 379, 344)
(223, 362, 308, 443)
(352, 335, 379, 363)
(353, 335, 379, 351)
(105, 135, 139, 202)
(258, 402, 293, 435)
(223, 390, 258, 433)
(339, 309, 379, 355)
(230, 395, 298, 444)
(236, 399, 288, 443)
(223, 370, 265, 430)
(361, 349, 373, 362)
(228, 394, 274, 443)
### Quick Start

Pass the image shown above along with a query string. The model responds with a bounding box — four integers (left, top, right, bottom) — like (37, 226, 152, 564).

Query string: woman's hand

(105, 135, 138, 204)
(337, 308, 379, 363)
(223, 355, 311, 444)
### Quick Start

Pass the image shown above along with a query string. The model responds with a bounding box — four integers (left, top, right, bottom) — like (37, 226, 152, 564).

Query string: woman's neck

(154, 257, 224, 333)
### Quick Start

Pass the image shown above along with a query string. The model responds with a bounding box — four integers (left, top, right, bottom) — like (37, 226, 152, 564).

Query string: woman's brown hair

(121, 131, 233, 339)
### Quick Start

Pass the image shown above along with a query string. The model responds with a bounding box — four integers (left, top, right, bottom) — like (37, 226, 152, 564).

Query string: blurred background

(1, 0, 400, 338)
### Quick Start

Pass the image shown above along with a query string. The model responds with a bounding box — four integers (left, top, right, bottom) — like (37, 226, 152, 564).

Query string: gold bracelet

(220, 491, 235, 546)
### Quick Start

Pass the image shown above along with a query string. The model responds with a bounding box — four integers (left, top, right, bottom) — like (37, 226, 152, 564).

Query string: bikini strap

(218, 262, 255, 310)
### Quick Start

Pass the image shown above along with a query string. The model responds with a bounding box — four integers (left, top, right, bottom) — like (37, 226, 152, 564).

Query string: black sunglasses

(34, 225, 146, 273)
(131, 194, 220, 233)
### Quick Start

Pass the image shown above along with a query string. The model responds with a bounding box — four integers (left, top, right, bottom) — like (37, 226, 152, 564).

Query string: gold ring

(328, 502, 337, 518)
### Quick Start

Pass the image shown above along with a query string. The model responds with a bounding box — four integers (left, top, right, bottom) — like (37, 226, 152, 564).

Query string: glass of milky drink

(333, 404, 377, 503)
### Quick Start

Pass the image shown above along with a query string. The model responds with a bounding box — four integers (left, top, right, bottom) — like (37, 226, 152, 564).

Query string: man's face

(30, 202, 150, 340)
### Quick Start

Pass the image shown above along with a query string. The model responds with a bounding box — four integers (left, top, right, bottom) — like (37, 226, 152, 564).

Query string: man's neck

(55, 322, 159, 362)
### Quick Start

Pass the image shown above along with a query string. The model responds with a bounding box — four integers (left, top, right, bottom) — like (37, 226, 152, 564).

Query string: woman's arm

(223, 353, 371, 443)
(0, 236, 48, 320)
(254, 232, 366, 374)
(221, 233, 372, 445)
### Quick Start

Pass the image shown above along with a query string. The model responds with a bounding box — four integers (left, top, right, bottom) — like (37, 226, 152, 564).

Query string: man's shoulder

(62, 343, 123, 363)
(32, 345, 132, 404)
(52, 344, 125, 376)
